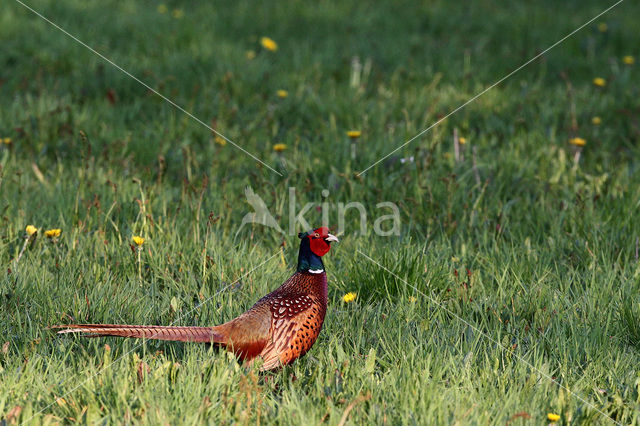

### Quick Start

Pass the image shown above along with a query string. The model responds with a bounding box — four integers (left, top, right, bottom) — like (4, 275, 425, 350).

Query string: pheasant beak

(325, 233, 339, 243)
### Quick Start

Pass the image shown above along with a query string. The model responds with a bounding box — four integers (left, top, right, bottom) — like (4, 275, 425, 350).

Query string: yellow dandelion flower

(25, 225, 38, 236)
(260, 37, 278, 52)
(277, 90, 289, 98)
(171, 9, 184, 19)
(593, 77, 606, 87)
(623, 55, 635, 65)
(547, 413, 561, 422)
(132, 236, 145, 246)
(458, 137, 467, 145)
(591, 116, 602, 125)
(44, 229, 61, 238)
(347, 130, 362, 139)
(214, 135, 227, 146)
(569, 137, 586, 147)
(273, 143, 287, 152)
(246, 50, 256, 60)
(157, 4, 167, 14)
(409, 296, 417, 303)
(597, 22, 608, 32)
(343, 292, 356, 303)
(3, 137, 11, 145)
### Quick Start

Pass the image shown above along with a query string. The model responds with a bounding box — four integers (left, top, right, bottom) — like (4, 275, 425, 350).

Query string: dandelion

(277, 90, 289, 99)
(459, 137, 467, 145)
(132, 236, 145, 282)
(246, 50, 256, 60)
(409, 296, 417, 303)
(44, 229, 61, 238)
(347, 131, 361, 160)
(171, 9, 184, 19)
(2, 137, 11, 145)
(597, 22, 608, 32)
(214, 135, 227, 146)
(591, 116, 602, 125)
(547, 413, 561, 422)
(273, 143, 287, 152)
(15, 225, 39, 266)
(592, 77, 606, 87)
(260, 37, 278, 52)
(569, 137, 586, 147)
(623, 55, 635, 65)
(157, 4, 167, 13)
(343, 292, 356, 303)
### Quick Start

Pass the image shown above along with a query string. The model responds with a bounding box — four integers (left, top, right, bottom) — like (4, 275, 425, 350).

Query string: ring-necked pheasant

(53, 227, 338, 371)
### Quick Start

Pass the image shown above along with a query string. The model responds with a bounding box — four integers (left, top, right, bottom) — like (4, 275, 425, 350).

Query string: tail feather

(52, 324, 222, 343)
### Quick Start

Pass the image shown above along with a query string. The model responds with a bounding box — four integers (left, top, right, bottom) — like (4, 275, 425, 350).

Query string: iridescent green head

(296, 227, 339, 273)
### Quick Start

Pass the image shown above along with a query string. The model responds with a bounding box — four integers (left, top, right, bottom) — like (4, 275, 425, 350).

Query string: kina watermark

(237, 187, 400, 237)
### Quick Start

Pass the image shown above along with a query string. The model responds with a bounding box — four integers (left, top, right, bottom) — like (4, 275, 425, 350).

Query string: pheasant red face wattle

(305, 226, 339, 257)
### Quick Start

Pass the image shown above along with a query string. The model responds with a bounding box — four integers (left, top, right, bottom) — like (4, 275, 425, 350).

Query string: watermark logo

(238, 187, 285, 234)
(236, 187, 400, 237)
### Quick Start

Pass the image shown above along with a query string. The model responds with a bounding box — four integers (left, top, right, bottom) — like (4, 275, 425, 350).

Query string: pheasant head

(297, 227, 338, 273)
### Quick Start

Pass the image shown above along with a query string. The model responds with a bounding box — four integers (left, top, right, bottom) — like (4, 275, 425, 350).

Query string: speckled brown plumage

(212, 270, 328, 370)
(53, 227, 337, 371)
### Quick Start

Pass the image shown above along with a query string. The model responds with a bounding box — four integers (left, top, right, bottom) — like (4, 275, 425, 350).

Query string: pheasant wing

(258, 295, 324, 370)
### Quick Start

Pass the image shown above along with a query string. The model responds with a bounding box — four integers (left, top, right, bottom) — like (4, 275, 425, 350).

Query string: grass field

(2, 0, 640, 424)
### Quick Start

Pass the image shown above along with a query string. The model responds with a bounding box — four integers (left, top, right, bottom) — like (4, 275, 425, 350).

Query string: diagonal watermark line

(357, 0, 625, 176)
(13, 0, 282, 177)
(357, 250, 620, 425)
(21, 251, 280, 425)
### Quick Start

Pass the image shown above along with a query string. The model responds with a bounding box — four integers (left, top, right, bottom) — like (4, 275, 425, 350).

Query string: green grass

(2, 0, 640, 424)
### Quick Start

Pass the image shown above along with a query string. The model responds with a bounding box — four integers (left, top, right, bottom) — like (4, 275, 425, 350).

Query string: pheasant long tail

(52, 324, 221, 343)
